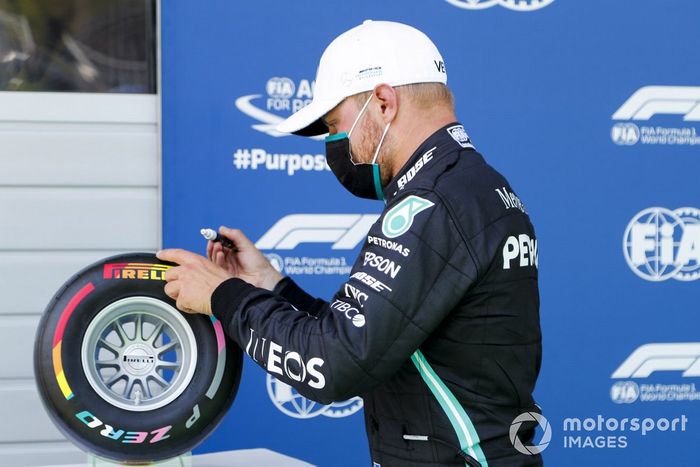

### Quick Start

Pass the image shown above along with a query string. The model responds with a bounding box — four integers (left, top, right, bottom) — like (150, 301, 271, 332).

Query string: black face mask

(323, 94, 390, 201)
(325, 133, 384, 200)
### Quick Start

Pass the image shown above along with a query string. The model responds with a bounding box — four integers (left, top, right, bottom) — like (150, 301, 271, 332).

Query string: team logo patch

(381, 195, 434, 239)
(446, 125, 474, 149)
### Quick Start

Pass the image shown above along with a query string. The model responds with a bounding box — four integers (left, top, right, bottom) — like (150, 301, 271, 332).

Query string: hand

(206, 226, 283, 291)
(157, 249, 234, 315)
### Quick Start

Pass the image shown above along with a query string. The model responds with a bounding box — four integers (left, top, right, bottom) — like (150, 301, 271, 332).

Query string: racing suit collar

(383, 122, 474, 202)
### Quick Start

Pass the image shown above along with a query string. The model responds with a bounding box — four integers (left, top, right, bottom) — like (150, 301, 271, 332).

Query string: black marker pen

(200, 228, 236, 250)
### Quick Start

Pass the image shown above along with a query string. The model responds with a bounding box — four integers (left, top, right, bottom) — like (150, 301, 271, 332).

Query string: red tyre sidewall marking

(52, 282, 95, 400)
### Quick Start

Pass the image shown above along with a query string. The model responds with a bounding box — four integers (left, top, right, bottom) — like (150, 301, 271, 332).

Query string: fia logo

(445, 0, 556, 12)
(611, 122, 640, 145)
(235, 76, 324, 140)
(610, 381, 639, 404)
(623, 207, 700, 281)
(610, 381, 640, 404)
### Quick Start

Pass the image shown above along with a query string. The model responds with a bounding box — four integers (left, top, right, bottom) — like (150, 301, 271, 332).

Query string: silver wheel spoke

(149, 321, 165, 344)
(149, 373, 169, 388)
(124, 377, 136, 398)
(141, 380, 152, 399)
(103, 371, 125, 387)
(95, 359, 120, 368)
(98, 338, 122, 355)
(134, 313, 143, 341)
(113, 320, 129, 346)
(156, 360, 180, 371)
(156, 340, 179, 355)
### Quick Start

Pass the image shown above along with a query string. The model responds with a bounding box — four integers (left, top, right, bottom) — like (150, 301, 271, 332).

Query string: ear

(372, 84, 398, 124)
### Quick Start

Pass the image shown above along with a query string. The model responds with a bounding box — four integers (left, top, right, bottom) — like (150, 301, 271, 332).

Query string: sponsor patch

(246, 329, 326, 389)
(330, 300, 366, 328)
(344, 283, 368, 307)
(398, 147, 435, 190)
(363, 252, 402, 279)
(502, 234, 538, 269)
(351, 271, 393, 293)
(103, 263, 171, 281)
(367, 235, 411, 257)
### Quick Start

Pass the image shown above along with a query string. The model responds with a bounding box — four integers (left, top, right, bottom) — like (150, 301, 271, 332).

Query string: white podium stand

(38, 449, 316, 467)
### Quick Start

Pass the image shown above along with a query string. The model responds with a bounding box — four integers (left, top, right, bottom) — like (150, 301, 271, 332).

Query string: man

(158, 20, 542, 467)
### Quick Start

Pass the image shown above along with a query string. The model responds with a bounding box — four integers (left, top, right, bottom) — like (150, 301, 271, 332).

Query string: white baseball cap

(276, 20, 447, 137)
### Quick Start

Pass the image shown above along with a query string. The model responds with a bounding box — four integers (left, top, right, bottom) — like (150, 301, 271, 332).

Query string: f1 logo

(256, 214, 380, 250)
(611, 343, 700, 379)
(612, 86, 700, 122)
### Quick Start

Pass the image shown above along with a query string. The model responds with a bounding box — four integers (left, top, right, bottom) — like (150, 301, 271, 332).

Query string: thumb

(219, 226, 256, 251)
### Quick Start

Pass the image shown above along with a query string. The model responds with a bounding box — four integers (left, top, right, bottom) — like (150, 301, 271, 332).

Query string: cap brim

(276, 97, 340, 137)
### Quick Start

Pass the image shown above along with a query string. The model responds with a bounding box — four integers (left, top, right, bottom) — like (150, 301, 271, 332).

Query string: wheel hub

(122, 344, 156, 375)
(81, 297, 198, 412)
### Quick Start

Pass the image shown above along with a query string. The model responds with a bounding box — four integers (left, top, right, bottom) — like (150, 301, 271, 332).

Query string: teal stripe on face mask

(372, 164, 384, 201)
(325, 132, 348, 142)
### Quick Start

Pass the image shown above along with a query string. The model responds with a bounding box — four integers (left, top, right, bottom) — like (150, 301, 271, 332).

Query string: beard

(350, 117, 395, 187)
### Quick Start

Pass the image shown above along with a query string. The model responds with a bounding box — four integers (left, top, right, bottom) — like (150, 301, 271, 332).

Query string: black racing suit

(211, 123, 543, 466)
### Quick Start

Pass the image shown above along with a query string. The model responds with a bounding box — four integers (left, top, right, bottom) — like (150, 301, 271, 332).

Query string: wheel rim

(81, 297, 198, 412)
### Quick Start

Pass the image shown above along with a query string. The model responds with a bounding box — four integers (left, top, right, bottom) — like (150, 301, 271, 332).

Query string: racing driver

(158, 20, 543, 467)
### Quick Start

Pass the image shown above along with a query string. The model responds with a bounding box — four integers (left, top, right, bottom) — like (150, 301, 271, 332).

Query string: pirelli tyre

(34, 253, 242, 463)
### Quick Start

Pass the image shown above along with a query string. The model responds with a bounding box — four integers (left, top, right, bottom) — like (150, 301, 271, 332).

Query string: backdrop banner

(161, 1, 700, 465)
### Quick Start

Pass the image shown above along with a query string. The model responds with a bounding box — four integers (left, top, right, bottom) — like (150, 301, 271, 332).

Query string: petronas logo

(382, 196, 434, 239)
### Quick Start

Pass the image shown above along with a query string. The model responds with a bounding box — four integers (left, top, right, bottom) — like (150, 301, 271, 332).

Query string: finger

(215, 250, 226, 268)
(164, 280, 180, 300)
(210, 242, 223, 262)
(206, 240, 214, 260)
(157, 248, 202, 265)
(207, 241, 225, 262)
(176, 297, 192, 314)
(164, 267, 179, 282)
(219, 226, 256, 251)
